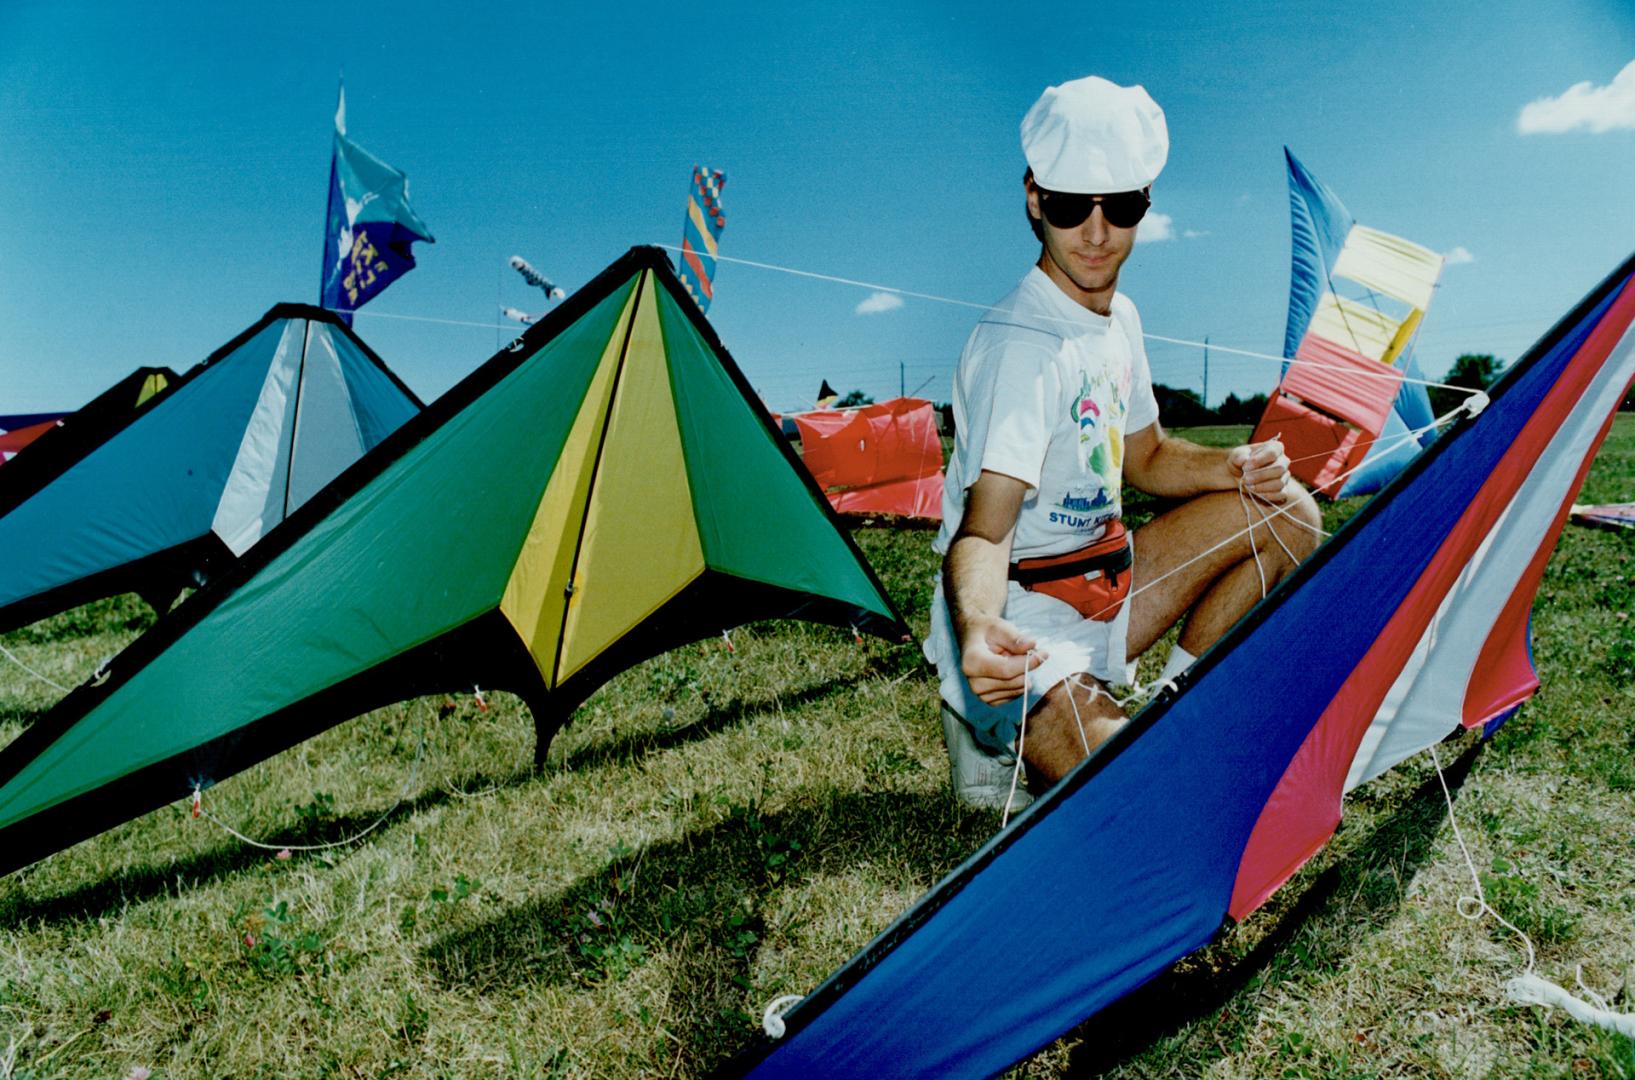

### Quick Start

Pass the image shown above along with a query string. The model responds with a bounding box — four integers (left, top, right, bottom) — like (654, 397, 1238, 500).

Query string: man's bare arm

(1123, 421, 1295, 503)
(944, 470, 1045, 705)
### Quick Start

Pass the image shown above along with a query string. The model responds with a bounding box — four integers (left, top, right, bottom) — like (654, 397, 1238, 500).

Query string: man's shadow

(1063, 739, 1484, 1074)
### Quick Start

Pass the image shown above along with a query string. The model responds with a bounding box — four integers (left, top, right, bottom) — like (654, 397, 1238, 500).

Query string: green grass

(2, 418, 1633, 1078)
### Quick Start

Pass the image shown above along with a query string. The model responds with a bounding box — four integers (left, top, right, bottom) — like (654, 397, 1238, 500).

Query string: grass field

(2, 418, 1633, 1078)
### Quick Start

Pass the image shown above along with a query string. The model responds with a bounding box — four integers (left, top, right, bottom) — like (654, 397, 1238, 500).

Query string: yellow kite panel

(499, 286, 640, 680)
(560, 274, 705, 679)
(137, 373, 169, 405)
(1332, 224, 1443, 311)
(1309, 293, 1402, 362)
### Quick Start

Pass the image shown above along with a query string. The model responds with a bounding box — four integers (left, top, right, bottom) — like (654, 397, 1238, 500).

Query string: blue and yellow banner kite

(320, 85, 435, 324)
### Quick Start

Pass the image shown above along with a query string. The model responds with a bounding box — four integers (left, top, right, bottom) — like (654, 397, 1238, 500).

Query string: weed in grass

(724, 801, 804, 884)
(232, 898, 330, 979)
(865, 747, 922, 782)
(724, 906, 761, 960)
(571, 910, 647, 982)
(429, 873, 481, 907)
(293, 791, 337, 823)
(400, 873, 482, 936)
(392, 990, 429, 1045)
(1594, 573, 1635, 610)
(150, 953, 211, 1015)
(1602, 628, 1635, 683)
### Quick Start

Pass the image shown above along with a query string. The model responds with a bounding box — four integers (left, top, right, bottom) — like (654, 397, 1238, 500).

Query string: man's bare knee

(1249, 484, 1321, 577)
(1290, 481, 1321, 535)
(1275, 483, 1323, 564)
(1021, 677, 1127, 786)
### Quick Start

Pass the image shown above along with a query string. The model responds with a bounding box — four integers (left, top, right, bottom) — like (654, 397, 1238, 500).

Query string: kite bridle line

(0, 641, 71, 694)
(1427, 742, 1635, 1036)
(349, 309, 520, 333)
(186, 704, 430, 856)
(1427, 741, 1537, 975)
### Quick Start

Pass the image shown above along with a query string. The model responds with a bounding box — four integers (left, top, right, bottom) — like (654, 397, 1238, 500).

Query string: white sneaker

(940, 702, 1033, 813)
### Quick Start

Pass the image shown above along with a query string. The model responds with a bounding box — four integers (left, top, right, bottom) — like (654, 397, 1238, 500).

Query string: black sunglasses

(1038, 187, 1151, 230)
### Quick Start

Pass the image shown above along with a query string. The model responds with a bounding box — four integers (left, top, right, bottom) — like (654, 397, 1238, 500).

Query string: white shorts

(923, 550, 1136, 754)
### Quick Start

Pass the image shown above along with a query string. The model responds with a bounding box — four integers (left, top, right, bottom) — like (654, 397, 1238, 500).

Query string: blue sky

(2, 1, 1632, 414)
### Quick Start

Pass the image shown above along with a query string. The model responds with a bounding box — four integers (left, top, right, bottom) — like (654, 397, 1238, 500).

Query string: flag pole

(319, 77, 344, 307)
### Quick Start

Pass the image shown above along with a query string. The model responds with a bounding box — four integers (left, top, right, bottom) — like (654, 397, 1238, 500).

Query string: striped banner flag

(678, 166, 726, 312)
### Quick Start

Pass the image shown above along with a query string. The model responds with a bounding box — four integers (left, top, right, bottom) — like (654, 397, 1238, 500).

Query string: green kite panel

(657, 287, 897, 623)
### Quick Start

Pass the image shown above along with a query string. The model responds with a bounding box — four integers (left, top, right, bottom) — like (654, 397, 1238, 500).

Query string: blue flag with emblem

(320, 84, 435, 325)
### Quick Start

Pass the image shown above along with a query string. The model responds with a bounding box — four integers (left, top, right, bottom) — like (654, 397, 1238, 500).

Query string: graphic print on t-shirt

(1061, 365, 1130, 533)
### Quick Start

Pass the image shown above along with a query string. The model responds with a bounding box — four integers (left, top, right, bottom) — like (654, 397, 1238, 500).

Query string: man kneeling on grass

(923, 75, 1323, 812)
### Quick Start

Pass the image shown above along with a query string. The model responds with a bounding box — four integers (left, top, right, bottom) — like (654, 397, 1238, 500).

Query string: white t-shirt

(933, 266, 1160, 560)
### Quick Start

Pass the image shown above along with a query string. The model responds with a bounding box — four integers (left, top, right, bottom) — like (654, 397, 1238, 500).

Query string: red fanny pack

(1008, 521, 1132, 622)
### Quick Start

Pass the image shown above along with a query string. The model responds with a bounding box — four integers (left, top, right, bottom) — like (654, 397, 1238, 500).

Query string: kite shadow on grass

(1063, 738, 1485, 1075)
(551, 665, 886, 773)
(0, 777, 509, 929)
(0, 671, 888, 928)
(422, 787, 996, 1072)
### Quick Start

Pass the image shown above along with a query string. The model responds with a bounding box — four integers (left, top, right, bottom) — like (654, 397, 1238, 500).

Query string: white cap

(1021, 76, 1168, 194)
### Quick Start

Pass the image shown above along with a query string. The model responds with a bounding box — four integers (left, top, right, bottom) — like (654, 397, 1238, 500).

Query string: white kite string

(1001, 653, 1035, 830)
(1427, 741, 1536, 970)
(1066, 674, 1092, 754)
(649, 245, 1487, 399)
(351, 310, 520, 332)
(1428, 742, 1635, 1037)
(761, 993, 805, 1039)
(192, 716, 427, 855)
(1241, 479, 1301, 571)
(998, 651, 1177, 829)
(1238, 484, 1271, 599)
(1509, 969, 1635, 1038)
(1070, 402, 1474, 625)
(0, 642, 71, 694)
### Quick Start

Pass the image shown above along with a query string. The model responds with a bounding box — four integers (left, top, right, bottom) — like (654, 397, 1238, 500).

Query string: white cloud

(1183, 228, 1209, 239)
(1517, 58, 1635, 134)
(1136, 212, 1175, 243)
(1444, 245, 1475, 266)
(854, 291, 904, 315)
